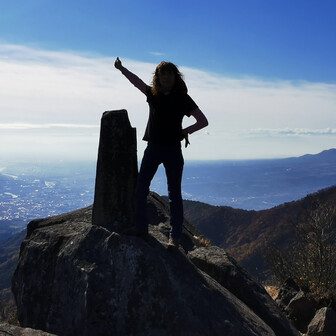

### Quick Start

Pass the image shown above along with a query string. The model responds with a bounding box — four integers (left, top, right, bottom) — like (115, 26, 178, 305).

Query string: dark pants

(134, 144, 184, 239)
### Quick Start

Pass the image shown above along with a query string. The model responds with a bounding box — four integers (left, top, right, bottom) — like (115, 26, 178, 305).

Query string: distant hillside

(168, 148, 336, 209)
(0, 230, 26, 290)
(290, 148, 336, 163)
(184, 185, 336, 281)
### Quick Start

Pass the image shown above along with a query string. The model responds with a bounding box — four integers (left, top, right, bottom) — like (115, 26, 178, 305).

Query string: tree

(266, 201, 336, 294)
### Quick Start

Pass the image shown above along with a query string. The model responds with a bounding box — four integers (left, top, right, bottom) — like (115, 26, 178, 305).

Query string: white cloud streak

(1, 43, 336, 161)
(149, 51, 165, 56)
(0, 123, 99, 130)
(249, 128, 336, 137)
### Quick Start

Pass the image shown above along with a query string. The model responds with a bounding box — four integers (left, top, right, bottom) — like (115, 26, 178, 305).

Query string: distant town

(0, 170, 95, 236)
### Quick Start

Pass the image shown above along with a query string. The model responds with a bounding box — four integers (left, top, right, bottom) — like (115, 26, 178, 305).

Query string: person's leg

(134, 144, 161, 233)
(163, 147, 184, 240)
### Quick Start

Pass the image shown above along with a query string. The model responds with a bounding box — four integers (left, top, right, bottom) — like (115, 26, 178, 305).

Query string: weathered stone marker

(92, 110, 137, 232)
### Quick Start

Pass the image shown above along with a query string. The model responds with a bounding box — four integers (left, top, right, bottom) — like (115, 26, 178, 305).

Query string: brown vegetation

(184, 185, 336, 281)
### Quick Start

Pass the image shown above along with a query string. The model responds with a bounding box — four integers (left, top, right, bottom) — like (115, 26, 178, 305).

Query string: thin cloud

(1, 43, 336, 160)
(0, 123, 99, 130)
(249, 128, 336, 137)
(149, 51, 165, 57)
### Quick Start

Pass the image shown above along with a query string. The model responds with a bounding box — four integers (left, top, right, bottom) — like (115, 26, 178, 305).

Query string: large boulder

(188, 246, 299, 336)
(275, 278, 301, 310)
(0, 322, 56, 335)
(12, 194, 299, 336)
(285, 290, 316, 333)
(307, 307, 336, 336)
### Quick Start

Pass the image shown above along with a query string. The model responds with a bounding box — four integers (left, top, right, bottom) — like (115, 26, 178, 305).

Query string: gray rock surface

(307, 307, 336, 336)
(285, 290, 316, 333)
(188, 246, 299, 336)
(92, 110, 137, 231)
(275, 278, 301, 310)
(0, 322, 56, 336)
(12, 193, 300, 336)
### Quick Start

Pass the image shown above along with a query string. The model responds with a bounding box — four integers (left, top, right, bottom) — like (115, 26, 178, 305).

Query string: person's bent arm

(184, 108, 208, 134)
(114, 57, 147, 94)
(181, 108, 208, 147)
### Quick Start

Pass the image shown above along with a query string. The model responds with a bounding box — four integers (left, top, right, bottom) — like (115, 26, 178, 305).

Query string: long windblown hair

(151, 61, 188, 95)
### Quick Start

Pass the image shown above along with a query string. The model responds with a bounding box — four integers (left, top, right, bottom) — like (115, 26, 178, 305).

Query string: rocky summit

(11, 111, 299, 335)
(12, 192, 299, 336)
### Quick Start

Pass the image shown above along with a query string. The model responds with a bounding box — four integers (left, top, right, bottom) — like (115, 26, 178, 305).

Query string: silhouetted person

(115, 58, 208, 250)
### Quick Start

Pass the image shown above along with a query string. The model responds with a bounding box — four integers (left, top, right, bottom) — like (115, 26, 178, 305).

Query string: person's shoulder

(178, 91, 195, 103)
(145, 85, 153, 95)
(173, 90, 189, 99)
(145, 86, 155, 101)
(180, 92, 198, 110)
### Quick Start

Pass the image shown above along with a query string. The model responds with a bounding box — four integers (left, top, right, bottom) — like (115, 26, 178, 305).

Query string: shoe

(167, 237, 180, 251)
(123, 227, 148, 237)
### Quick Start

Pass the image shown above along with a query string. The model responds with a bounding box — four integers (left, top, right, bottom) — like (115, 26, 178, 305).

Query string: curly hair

(151, 61, 188, 95)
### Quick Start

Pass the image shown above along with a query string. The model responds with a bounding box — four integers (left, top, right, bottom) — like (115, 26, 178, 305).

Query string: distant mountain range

(2, 148, 336, 230)
(152, 148, 336, 210)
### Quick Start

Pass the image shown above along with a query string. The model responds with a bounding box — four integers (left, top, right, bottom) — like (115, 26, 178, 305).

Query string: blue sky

(1, 0, 336, 161)
(2, 0, 336, 81)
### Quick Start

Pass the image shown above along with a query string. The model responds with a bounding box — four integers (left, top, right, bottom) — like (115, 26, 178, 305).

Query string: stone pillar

(92, 110, 137, 232)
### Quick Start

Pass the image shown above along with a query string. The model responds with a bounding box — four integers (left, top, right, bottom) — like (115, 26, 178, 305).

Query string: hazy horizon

(2, 147, 336, 173)
(2, 147, 336, 224)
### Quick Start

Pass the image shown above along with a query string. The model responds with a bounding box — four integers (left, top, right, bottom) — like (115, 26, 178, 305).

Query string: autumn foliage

(266, 200, 336, 302)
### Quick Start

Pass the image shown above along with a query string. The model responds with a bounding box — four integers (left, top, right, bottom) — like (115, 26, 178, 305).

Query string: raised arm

(114, 57, 147, 94)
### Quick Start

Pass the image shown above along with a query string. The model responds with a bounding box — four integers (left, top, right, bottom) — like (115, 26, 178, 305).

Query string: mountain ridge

(183, 184, 336, 280)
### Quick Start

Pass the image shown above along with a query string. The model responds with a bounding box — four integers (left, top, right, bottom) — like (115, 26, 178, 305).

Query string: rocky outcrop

(0, 288, 17, 324)
(12, 193, 300, 336)
(92, 110, 137, 231)
(275, 278, 301, 311)
(11, 109, 300, 335)
(188, 246, 299, 336)
(275, 279, 336, 335)
(0, 322, 57, 336)
(285, 290, 316, 333)
(307, 307, 336, 336)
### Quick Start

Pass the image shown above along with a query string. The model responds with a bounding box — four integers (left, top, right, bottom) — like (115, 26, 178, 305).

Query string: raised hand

(114, 57, 123, 70)
(114, 57, 147, 94)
